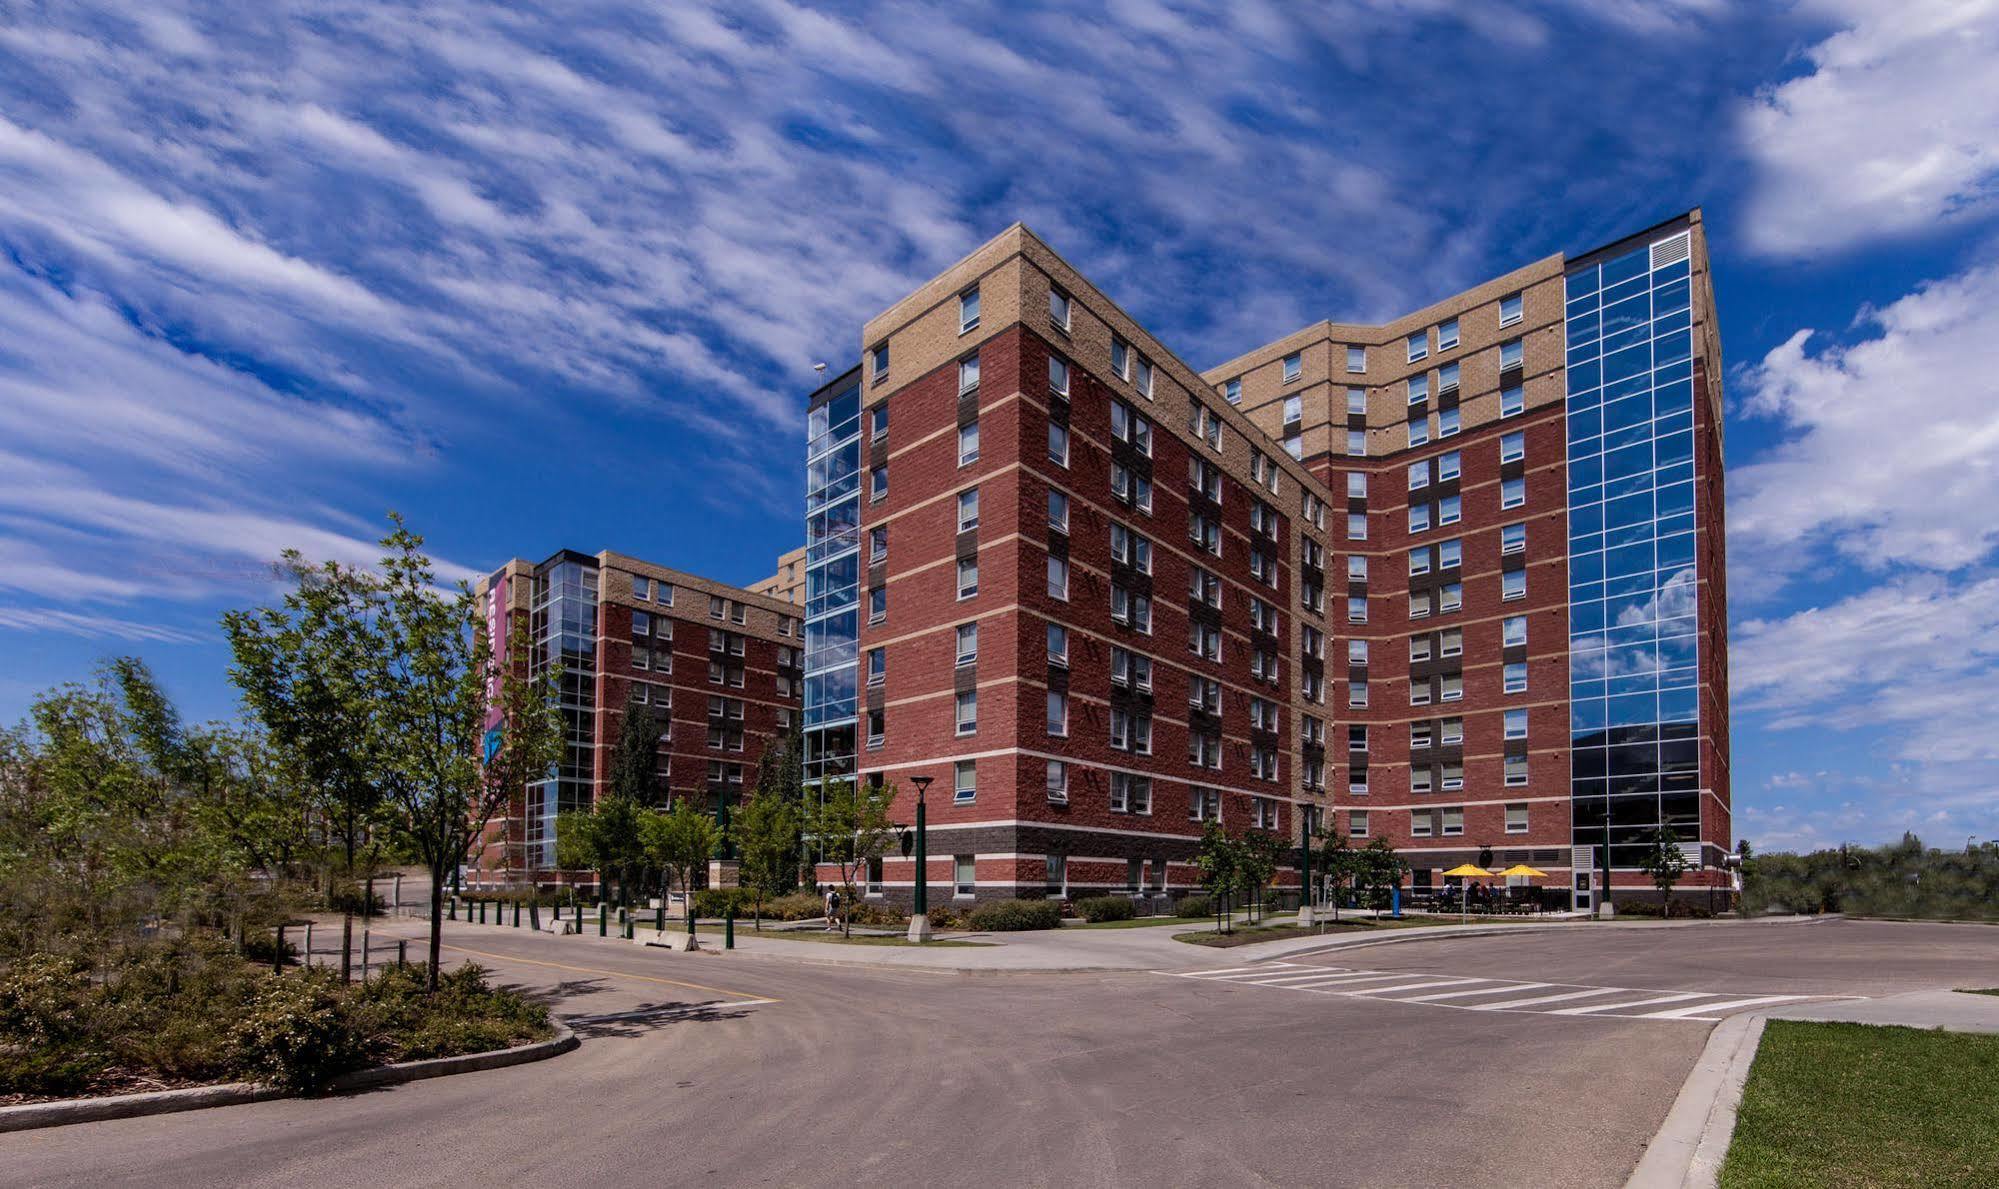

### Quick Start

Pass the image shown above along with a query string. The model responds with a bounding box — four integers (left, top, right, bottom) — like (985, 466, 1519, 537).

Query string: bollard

(686, 907, 697, 937)
(303, 922, 313, 969)
(274, 924, 286, 974)
(598, 902, 607, 937)
(656, 904, 665, 933)
(397, 939, 408, 969)
(725, 906, 735, 950)
(623, 916, 633, 941)
(530, 902, 541, 932)
(514, 901, 522, 928)
(449, 897, 457, 921)
(361, 930, 370, 982)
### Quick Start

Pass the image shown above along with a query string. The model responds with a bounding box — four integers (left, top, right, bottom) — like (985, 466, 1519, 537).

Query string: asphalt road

(7, 918, 1995, 1188)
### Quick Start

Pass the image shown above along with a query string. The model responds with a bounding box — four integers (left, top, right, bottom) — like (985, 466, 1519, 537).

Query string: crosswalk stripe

(1397, 982, 1550, 1003)
(1471, 987, 1626, 1010)
(1639, 995, 1803, 1020)
(1196, 967, 1314, 981)
(1182, 964, 1302, 977)
(1548, 991, 1709, 1016)
(1348, 978, 1484, 997)
(1266, 971, 1408, 986)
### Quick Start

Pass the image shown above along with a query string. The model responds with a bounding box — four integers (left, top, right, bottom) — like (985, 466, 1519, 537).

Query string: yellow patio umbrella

(1497, 864, 1547, 878)
(1441, 864, 1491, 924)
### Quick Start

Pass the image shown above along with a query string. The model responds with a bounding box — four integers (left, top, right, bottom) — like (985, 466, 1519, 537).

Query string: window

(1189, 565, 1220, 608)
(1504, 708, 1528, 740)
(1438, 451, 1461, 482)
(1407, 374, 1429, 405)
(1506, 804, 1530, 834)
(1499, 292, 1523, 327)
(1504, 662, 1528, 693)
(1047, 555, 1069, 601)
(1411, 767, 1434, 794)
(866, 708, 884, 748)
(1048, 489, 1070, 532)
(1283, 352, 1302, 382)
(870, 525, 888, 561)
(1111, 400, 1153, 456)
(1506, 754, 1529, 787)
(1348, 638, 1369, 666)
(1134, 356, 1154, 398)
(1441, 674, 1463, 702)
(957, 557, 979, 600)
(1502, 567, 1527, 601)
(1441, 807, 1464, 837)
(1409, 504, 1432, 533)
(1406, 331, 1428, 363)
(1253, 796, 1279, 829)
(1348, 680, 1369, 708)
(1283, 394, 1302, 425)
(870, 341, 889, 380)
(1114, 648, 1155, 693)
(1190, 457, 1222, 501)
(1111, 337, 1130, 380)
(1111, 773, 1152, 814)
(1500, 338, 1523, 369)
(1047, 622, 1068, 666)
(1047, 690, 1068, 736)
(1190, 512, 1221, 556)
(1044, 357, 1073, 405)
(958, 488, 979, 530)
(1438, 318, 1459, 351)
(871, 404, 889, 441)
(1501, 385, 1524, 417)
(1440, 628, 1463, 657)
(959, 421, 980, 466)
(868, 586, 886, 624)
(1224, 377, 1241, 404)
(1411, 679, 1432, 707)
(1438, 407, 1461, 438)
(866, 647, 885, 687)
(1410, 635, 1432, 662)
(1439, 360, 1459, 393)
(959, 287, 980, 333)
(959, 355, 980, 394)
(1046, 761, 1069, 803)
(1501, 477, 1526, 509)
(1049, 288, 1071, 330)
(870, 465, 887, 501)
(1348, 810, 1369, 838)
(1347, 429, 1367, 457)
(1408, 460, 1430, 492)
(1439, 539, 1462, 569)
(1503, 615, 1527, 647)
(1189, 621, 1221, 660)
(1347, 471, 1368, 498)
(1439, 495, 1462, 526)
(954, 760, 976, 803)
(1190, 727, 1222, 769)
(709, 594, 726, 620)
(1347, 387, 1367, 416)
(1111, 585, 1152, 633)
(1348, 512, 1367, 541)
(956, 622, 979, 666)
(1409, 590, 1431, 620)
(1501, 431, 1525, 464)
(1192, 406, 1223, 450)
(1408, 416, 1429, 447)
(1442, 762, 1464, 791)
(1347, 555, 1368, 582)
(1440, 582, 1463, 613)
(1048, 421, 1070, 466)
(1345, 595, 1366, 624)
(1112, 524, 1152, 573)
(1501, 522, 1526, 554)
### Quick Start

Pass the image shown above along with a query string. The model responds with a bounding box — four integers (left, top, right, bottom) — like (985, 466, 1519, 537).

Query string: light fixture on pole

(906, 774, 934, 943)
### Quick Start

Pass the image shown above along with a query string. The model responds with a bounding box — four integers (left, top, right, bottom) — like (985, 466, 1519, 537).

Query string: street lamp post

(906, 774, 934, 943)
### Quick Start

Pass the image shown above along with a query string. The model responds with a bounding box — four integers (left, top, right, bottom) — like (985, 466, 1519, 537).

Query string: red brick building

(468, 550, 802, 890)
(822, 212, 1729, 911)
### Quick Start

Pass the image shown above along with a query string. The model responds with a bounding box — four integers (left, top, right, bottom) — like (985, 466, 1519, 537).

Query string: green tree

(1316, 829, 1360, 923)
(642, 798, 718, 911)
(1638, 828, 1690, 916)
(1195, 820, 1239, 932)
(224, 554, 388, 981)
(1352, 838, 1409, 916)
(367, 518, 564, 991)
(734, 789, 801, 930)
(1236, 829, 1283, 923)
(804, 779, 896, 936)
(606, 693, 663, 807)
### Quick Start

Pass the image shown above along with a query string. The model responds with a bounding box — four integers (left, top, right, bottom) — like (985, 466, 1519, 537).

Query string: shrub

(691, 888, 754, 918)
(1074, 895, 1137, 923)
(349, 962, 548, 1062)
(232, 971, 372, 1093)
(844, 900, 905, 928)
(758, 892, 829, 922)
(967, 899, 1063, 932)
(927, 905, 969, 930)
(0, 952, 95, 1047)
(1173, 894, 1212, 919)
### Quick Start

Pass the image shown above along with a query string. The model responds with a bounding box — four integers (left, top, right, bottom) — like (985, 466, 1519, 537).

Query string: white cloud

(1740, 0, 1999, 257)
(0, 607, 204, 644)
(1732, 257, 1999, 577)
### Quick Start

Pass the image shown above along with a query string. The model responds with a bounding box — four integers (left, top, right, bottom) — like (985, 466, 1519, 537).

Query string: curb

(0, 1023, 577, 1134)
(1624, 1013, 1764, 1188)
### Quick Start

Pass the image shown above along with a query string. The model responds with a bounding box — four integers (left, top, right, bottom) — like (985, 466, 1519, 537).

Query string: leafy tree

(1638, 828, 1689, 915)
(1352, 838, 1409, 916)
(606, 692, 664, 807)
(1236, 829, 1283, 923)
(367, 518, 564, 991)
(224, 554, 388, 981)
(1316, 829, 1360, 922)
(642, 798, 718, 911)
(1194, 820, 1239, 932)
(734, 789, 801, 930)
(803, 779, 896, 936)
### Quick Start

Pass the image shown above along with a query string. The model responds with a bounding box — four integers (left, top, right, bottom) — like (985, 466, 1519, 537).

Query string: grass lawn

(1069, 914, 1247, 930)
(688, 924, 986, 947)
(1958, 988, 1999, 996)
(1720, 1020, 1999, 1188)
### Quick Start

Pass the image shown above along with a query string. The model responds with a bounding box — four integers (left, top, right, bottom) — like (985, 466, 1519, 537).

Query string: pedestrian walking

(824, 885, 840, 931)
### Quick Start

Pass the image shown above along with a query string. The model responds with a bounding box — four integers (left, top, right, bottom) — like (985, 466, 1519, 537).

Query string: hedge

(967, 899, 1063, 932)
(1073, 895, 1137, 923)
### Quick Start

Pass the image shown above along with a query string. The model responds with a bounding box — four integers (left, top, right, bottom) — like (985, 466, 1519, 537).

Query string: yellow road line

(402, 935, 782, 1005)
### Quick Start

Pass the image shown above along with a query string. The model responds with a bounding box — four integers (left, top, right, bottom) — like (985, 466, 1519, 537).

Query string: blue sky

(2, 1, 1996, 852)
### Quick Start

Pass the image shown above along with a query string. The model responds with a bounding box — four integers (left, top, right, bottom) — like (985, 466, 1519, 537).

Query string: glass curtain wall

(1563, 231, 1701, 871)
(804, 373, 861, 809)
(528, 557, 599, 869)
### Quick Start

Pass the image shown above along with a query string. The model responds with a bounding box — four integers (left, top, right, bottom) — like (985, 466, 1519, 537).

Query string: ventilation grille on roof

(1651, 232, 1691, 269)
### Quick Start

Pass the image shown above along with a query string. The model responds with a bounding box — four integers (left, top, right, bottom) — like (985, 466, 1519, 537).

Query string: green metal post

(1300, 830, 1313, 919)
(448, 897, 457, 921)
(598, 902, 606, 937)
(913, 793, 928, 921)
(725, 906, 735, 950)
(273, 924, 285, 974)
(686, 906, 696, 937)
(655, 904, 665, 932)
